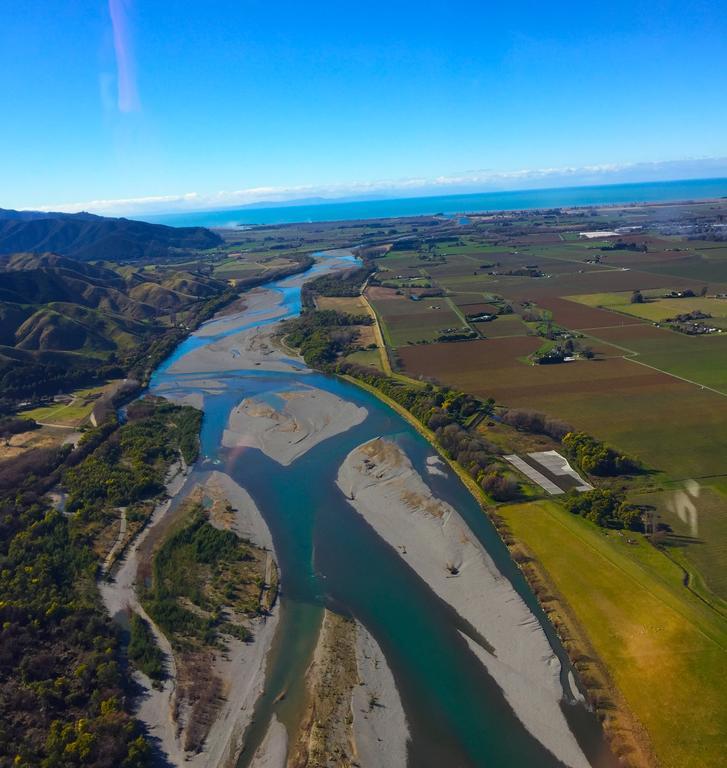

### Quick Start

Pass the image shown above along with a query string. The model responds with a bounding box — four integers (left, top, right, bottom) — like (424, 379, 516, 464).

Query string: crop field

(400, 339, 727, 477)
(366, 287, 465, 346)
(535, 296, 646, 329)
(499, 500, 727, 768)
(620, 248, 727, 283)
(634, 342, 727, 393)
(570, 292, 727, 322)
(497, 269, 710, 301)
(315, 295, 367, 313)
(583, 323, 676, 350)
(479, 314, 529, 337)
(456, 301, 501, 315)
(577, 323, 727, 392)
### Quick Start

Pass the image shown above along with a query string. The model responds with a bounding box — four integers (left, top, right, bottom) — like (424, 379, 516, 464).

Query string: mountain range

(0, 208, 222, 261)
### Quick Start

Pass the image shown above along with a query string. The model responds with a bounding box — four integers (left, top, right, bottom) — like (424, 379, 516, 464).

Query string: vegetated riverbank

(101, 462, 280, 768)
(335, 361, 656, 767)
(494, 504, 657, 767)
(499, 500, 727, 768)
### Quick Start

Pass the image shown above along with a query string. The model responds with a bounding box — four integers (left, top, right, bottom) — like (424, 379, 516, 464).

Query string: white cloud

(34, 156, 727, 217)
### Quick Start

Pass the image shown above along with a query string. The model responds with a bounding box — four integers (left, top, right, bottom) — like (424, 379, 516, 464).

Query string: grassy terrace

(499, 500, 727, 768)
(20, 382, 119, 427)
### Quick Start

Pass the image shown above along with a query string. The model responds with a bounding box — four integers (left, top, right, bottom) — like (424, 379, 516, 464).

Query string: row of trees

(564, 488, 642, 530)
(499, 408, 573, 440)
(338, 363, 519, 500)
(562, 431, 639, 476)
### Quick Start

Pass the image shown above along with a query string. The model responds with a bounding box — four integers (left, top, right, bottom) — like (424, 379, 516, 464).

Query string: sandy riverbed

(278, 609, 408, 768)
(223, 385, 367, 466)
(336, 438, 589, 768)
(352, 622, 409, 768)
(100, 467, 280, 768)
(249, 716, 288, 768)
(169, 252, 358, 377)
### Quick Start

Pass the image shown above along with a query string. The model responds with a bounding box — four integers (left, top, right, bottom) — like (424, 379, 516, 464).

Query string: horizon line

(23, 156, 727, 219)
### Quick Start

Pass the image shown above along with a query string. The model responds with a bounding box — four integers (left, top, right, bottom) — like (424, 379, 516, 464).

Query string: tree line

(0, 398, 202, 766)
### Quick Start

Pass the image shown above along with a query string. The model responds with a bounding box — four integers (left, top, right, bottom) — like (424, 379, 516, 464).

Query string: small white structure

(528, 451, 593, 492)
(579, 231, 620, 239)
(504, 455, 564, 495)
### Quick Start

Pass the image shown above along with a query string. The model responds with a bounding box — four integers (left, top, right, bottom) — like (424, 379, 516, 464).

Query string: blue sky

(1, 0, 726, 214)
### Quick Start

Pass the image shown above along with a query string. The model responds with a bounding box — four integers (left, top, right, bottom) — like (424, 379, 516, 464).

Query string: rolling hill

(0, 208, 222, 261)
(0, 252, 233, 405)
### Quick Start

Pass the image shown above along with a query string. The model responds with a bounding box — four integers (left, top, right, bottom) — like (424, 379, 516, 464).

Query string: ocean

(142, 177, 727, 228)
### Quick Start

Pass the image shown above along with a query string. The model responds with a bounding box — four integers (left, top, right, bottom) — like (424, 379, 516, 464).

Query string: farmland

(499, 500, 727, 768)
(366, 286, 466, 346)
(353, 200, 727, 747)
(359, 204, 727, 485)
(399, 337, 727, 478)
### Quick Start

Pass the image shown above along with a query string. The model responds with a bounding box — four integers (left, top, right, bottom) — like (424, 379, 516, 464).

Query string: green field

(570, 292, 727, 322)
(344, 348, 384, 370)
(20, 383, 115, 426)
(499, 500, 727, 768)
(367, 290, 465, 346)
(630, 483, 727, 606)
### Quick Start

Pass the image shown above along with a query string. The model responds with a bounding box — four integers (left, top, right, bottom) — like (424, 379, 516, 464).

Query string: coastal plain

(3, 200, 726, 768)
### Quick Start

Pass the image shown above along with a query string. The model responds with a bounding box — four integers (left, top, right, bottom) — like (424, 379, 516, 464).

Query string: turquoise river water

(149, 252, 618, 768)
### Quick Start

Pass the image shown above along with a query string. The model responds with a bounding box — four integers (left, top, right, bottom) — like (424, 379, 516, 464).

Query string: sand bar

(352, 622, 409, 768)
(336, 438, 589, 768)
(223, 385, 367, 466)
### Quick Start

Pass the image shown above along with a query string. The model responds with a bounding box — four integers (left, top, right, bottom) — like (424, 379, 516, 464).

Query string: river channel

(149, 251, 617, 768)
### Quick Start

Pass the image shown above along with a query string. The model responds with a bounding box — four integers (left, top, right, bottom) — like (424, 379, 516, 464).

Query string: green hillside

(0, 253, 234, 407)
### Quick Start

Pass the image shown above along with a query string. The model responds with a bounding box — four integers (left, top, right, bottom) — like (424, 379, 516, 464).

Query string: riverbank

(498, 513, 654, 767)
(143, 248, 620, 767)
(100, 464, 280, 768)
(498, 501, 727, 768)
(338, 370, 653, 766)
(339, 373, 495, 507)
(337, 438, 590, 768)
